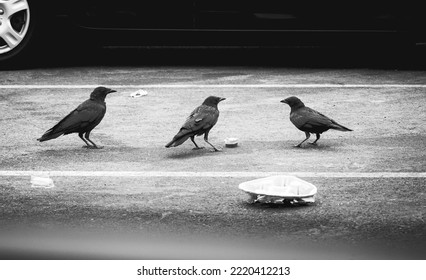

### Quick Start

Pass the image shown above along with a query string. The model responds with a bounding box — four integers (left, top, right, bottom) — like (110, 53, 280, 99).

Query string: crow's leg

(310, 133, 320, 145)
(79, 132, 93, 148)
(295, 132, 310, 147)
(191, 136, 204, 150)
(204, 132, 220, 152)
(84, 131, 103, 149)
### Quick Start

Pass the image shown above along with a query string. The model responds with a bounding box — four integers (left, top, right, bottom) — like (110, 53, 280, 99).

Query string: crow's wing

(181, 105, 219, 133)
(38, 100, 105, 140)
(291, 107, 335, 132)
(165, 105, 219, 147)
(55, 101, 105, 133)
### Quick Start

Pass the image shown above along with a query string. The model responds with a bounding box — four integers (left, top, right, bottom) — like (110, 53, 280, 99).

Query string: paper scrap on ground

(30, 175, 55, 188)
(130, 89, 148, 98)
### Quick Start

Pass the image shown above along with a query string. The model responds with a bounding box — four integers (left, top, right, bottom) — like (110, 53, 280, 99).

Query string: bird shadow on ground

(165, 148, 223, 160)
(284, 139, 350, 151)
(32, 145, 151, 161)
(288, 143, 339, 151)
(247, 140, 342, 152)
(35, 146, 130, 155)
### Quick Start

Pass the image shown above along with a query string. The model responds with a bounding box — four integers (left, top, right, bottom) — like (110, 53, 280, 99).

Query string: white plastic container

(224, 137, 239, 148)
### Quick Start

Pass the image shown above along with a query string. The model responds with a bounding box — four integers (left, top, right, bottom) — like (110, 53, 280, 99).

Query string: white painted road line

(0, 171, 425, 178)
(1, 84, 426, 89)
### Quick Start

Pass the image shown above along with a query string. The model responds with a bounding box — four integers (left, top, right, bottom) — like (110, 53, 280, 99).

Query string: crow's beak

(107, 89, 117, 94)
(280, 99, 288, 104)
(219, 97, 226, 102)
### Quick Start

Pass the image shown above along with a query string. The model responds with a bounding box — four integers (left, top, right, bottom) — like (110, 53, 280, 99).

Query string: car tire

(0, 0, 39, 69)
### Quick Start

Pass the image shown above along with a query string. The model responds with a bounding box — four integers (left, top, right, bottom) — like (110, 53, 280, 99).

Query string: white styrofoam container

(238, 175, 317, 204)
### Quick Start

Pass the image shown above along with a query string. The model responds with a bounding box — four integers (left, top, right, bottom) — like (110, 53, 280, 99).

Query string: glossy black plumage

(281, 96, 352, 147)
(37, 87, 116, 149)
(166, 96, 226, 151)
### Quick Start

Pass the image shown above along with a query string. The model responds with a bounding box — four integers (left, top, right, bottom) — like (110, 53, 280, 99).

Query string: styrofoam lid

(238, 175, 317, 198)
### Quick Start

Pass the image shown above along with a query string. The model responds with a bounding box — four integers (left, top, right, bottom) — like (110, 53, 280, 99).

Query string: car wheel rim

(0, 0, 30, 55)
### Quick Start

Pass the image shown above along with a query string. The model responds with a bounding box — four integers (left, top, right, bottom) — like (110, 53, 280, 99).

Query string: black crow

(166, 96, 226, 151)
(281, 96, 352, 147)
(37, 87, 116, 149)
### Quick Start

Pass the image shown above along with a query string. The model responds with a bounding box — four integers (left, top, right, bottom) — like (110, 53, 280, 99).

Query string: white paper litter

(30, 175, 55, 188)
(239, 175, 317, 205)
(130, 89, 148, 98)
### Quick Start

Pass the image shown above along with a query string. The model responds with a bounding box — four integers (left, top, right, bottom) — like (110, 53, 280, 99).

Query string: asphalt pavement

(0, 49, 425, 259)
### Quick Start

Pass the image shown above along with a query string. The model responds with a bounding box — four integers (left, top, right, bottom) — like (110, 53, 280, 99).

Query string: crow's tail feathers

(330, 122, 353, 132)
(165, 130, 192, 148)
(165, 135, 191, 148)
(165, 139, 175, 148)
(37, 127, 64, 142)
